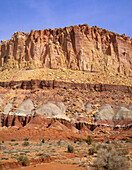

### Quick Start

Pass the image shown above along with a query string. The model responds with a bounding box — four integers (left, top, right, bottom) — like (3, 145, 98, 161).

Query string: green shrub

(94, 145, 130, 170)
(2, 140, 4, 143)
(74, 140, 77, 143)
(86, 136, 92, 145)
(121, 149, 129, 155)
(24, 137, 29, 141)
(41, 154, 50, 161)
(17, 156, 29, 166)
(79, 138, 83, 143)
(68, 145, 74, 153)
(17, 155, 23, 161)
(96, 144, 102, 151)
(11, 139, 16, 142)
(125, 139, 131, 143)
(42, 139, 45, 143)
(22, 141, 29, 146)
(89, 148, 96, 155)
(57, 140, 61, 145)
(22, 156, 29, 166)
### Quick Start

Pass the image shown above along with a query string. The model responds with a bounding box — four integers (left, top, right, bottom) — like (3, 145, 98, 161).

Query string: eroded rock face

(0, 25, 132, 76)
(128, 105, 132, 111)
(95, 104, 114, 127)
(15, 99, 34, 115)
(113, 107, 132, 128)
(85, 103, 93, 113)
(35, 102, 63, 116)
(0, 90, 132, 129)
(0, 114, 32, 127)
(0, 98, 2, 106)
(0, 80, 131, 93)
(3, 103, 12, 114)
(34, 102, 69, 120)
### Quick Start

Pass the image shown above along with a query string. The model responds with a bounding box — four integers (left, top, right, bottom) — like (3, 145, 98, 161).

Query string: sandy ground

(15, 162, 86, 170)
(0, 139, 131, 170)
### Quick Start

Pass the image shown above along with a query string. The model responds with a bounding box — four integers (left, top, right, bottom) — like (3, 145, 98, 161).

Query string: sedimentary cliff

(0, 24, 132, 76)
(0, 80, 132, 92)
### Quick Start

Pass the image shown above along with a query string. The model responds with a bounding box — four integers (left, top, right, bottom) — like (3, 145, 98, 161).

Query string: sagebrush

(94, 144, 129, 170)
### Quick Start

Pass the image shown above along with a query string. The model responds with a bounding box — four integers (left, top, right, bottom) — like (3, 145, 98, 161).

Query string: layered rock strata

(0, 24, 132, 76)
(0, 80, 132, 93)
(0, 100, 132, 129)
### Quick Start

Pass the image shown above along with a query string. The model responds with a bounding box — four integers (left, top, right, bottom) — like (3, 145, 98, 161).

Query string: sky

(0, 0, 132, 41)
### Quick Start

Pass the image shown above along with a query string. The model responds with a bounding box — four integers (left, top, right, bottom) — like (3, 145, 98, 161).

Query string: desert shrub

(42, 138, 45, 143)
(22, 141, 29, 146)
(121, 149, 129, 155)
(41, 154, 50, 161)
(86, 136, 92, 145)
(2, 140, 4, 143)
(94, 145, 130, 170)
(68, 145, 74, 153)
(79, 138, 83, 143)
(22, 156, 29, 166)
(74, 140, 77, 143)
(57, 140, 61, 145)
(41, 155, 45, 161)
(96, 144, 102, 151)
(125, 139, 131, 143)
(36, 153, 44, 156)
(17, 155, 23, 161)
(24, 137, 29, 141)
(11, 139, 16, 142)
(89, 148, 96, 155)
(17, 156, 29, 166)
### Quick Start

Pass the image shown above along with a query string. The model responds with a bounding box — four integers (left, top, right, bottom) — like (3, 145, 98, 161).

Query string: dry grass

(0, 68, 132, 86)
(0, 140, 131, 169)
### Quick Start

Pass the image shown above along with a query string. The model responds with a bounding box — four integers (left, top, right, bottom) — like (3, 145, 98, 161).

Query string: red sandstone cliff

(0, 24, 132, 76)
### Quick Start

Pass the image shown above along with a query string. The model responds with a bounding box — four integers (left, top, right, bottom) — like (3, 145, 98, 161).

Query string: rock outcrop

(0, 98, 2, 107)
(3, 103, 12, 114)
(0, 24, 132, 76)
(1, 103, 132, 128)
(85, 103, 93, 113)
(34, 102, 69, 120)
(0, 80, 132, 93)
(113, 107, 132, 128)
(95, 104, 114, 127)
(129, 105, 132, 111)
(0, 113, 32, 127)
(15, 99, 34, 116)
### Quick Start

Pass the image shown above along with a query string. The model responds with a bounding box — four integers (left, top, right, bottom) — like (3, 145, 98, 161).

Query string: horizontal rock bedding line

(0, 80, 132, 93)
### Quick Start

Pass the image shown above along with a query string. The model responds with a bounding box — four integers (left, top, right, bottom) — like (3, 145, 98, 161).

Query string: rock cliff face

(0, 24, 132, 76)
(0, 80, 132, 92)
(0, 113, 32, 127)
